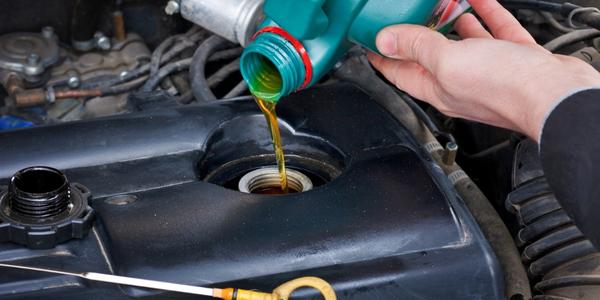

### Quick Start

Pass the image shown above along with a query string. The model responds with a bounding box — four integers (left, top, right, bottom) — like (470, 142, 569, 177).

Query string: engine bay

(1, 0, 600, 299)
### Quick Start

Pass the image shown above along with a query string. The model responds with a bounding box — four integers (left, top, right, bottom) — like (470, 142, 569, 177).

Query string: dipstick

(0, 263, 336, 300)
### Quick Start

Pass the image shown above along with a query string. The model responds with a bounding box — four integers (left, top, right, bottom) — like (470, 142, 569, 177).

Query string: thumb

(375, 24, 450, 73)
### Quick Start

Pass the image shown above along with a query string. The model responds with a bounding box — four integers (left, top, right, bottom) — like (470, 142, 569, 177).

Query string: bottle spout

(241, 29, 308, 103)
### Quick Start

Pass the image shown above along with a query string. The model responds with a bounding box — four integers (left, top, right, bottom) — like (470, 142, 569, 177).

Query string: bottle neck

(241, 31, 306, 103)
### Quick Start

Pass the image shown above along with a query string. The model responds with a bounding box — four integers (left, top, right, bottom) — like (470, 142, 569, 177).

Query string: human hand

(368, 0, 600, 141)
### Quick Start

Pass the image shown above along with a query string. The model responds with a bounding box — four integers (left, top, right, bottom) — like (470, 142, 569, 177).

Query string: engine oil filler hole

(238, 166, 313, 195)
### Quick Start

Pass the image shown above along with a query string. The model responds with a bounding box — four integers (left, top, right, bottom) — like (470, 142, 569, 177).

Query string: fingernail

(378, 31, 397, 57)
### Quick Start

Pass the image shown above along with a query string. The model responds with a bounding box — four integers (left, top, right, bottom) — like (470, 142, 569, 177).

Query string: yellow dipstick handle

(215, 276, 336, 300)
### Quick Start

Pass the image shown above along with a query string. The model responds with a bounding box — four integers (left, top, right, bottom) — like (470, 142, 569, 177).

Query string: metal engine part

(0, 31, 151, 121)
(47, 33, 151, 120)
(180, 0, 265, 46)
(0, 29, 60, 82)
(50, 34, 150, 87)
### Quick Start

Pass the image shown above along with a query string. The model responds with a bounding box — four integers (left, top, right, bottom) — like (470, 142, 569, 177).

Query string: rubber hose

(189, 35, 232, 102)
(562, 2, 600, 31)
(149, 35, 178, 78)
(502, 1, 600, 32)
(544, 29, 600, 52)
(500, 0, 563, 12)
(507, 146, 600, 298)
(208, 48, 243, 63)
(207, 58, 241, 88)
(179, 49, 243, 104)
(540, 12, 574, 33)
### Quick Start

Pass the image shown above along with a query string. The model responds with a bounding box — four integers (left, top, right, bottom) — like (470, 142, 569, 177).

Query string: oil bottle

(243, 0, 470, 193)
(240, 0, 471, 103)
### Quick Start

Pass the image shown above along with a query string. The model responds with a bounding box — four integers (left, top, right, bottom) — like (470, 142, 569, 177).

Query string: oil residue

(255, 97, 288, 193)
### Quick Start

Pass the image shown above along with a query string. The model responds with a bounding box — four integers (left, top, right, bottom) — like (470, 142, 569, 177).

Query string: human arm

(368, 0, 600, 246)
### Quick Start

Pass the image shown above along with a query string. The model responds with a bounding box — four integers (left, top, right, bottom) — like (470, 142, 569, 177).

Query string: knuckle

(410, 30, 427, 60)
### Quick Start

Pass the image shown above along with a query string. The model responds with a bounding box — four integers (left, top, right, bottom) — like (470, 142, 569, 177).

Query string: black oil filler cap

(0, 166, 95, 249)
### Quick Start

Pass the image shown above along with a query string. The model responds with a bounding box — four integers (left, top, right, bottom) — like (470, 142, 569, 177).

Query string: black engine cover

(0, 84, 503, 299)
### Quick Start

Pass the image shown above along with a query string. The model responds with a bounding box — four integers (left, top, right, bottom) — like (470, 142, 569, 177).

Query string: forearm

(540, 89, 600, 248)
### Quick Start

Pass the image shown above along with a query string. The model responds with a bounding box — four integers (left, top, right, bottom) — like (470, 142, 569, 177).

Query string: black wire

(83, 28, 206, 90)
(393, 89, 457, 145)
(83, 65, 149, 89)
(141, 58, 192, 92)
(145, 30, 207, 90)
(100, 76, 147, 95)
(149, 35, 179, 78)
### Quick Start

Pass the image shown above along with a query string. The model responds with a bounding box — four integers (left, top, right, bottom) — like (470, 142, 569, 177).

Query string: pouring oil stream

(255, 97, 288, 193)
(246, 54, 289, 193)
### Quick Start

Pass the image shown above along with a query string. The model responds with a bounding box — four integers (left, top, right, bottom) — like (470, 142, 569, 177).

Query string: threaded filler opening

(241, 32, 305, 103)
(8, 166, 71, 218)
(238, 167, 313, 195)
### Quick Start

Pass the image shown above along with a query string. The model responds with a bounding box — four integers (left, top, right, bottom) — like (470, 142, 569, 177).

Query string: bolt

(41, 26, 54, 39)
(443, 142, 458, 166)
(27, 53, 40, 65)
(165, 0, 180, 15)
(67, 71, 80, 88)
(94, 32, 111, 50)
(105, 194, 137, 206)
(119, 70, 129, 79)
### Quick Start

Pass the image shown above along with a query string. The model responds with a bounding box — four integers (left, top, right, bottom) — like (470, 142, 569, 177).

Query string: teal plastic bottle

(241, 0, 471, 103)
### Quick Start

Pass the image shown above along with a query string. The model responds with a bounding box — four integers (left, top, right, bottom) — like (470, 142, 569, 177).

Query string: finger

(454, 13, 493, 39)
(468, 0, 536, 44)
(375, 24, 450, 73)
(368, 53, 439, 102)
